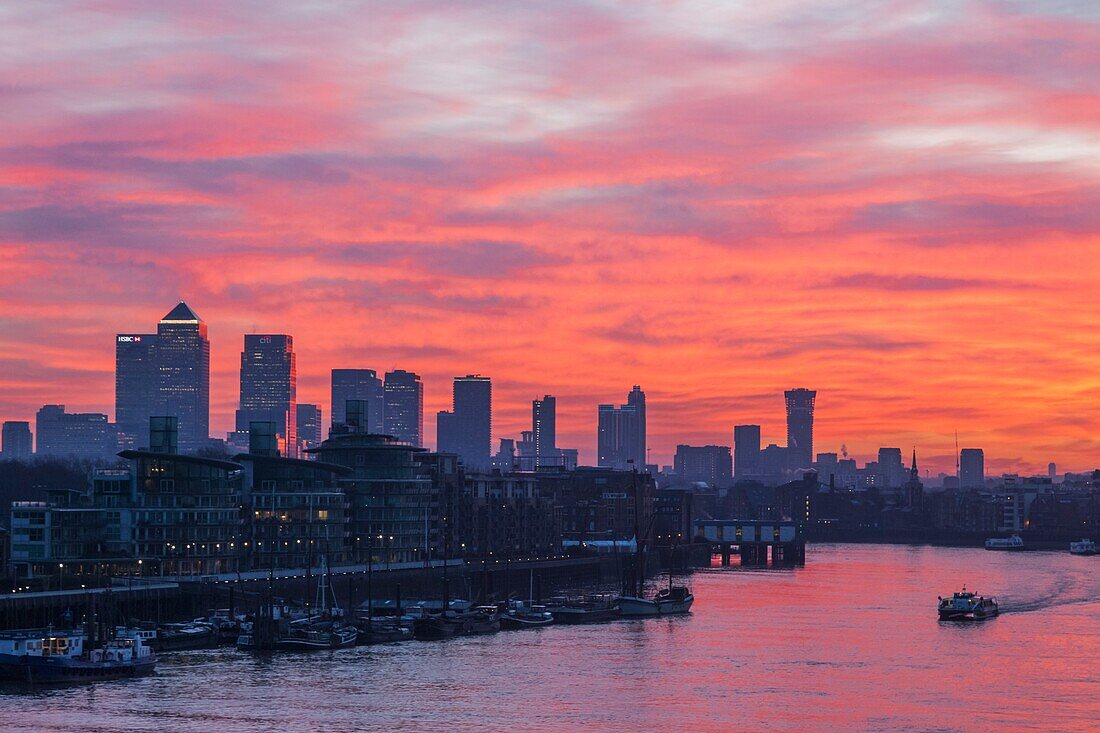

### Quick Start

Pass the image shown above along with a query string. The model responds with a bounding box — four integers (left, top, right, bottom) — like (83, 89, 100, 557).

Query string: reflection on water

(2, 544, 1098, 732)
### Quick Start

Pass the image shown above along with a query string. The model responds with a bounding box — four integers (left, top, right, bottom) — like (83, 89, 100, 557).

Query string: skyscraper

(597, 386, 646, 470)
(674, 445, 733, 487)
(437, 375, 492, 471)
(155, 302, 210, 451)
(35, 405, 115, 459)
(115, 331, 157, 448)
(331, 369, 384, 432)
(784, 388, 816, 470)
(877, 447, 905, 488)
(959, 448, 985, 488)
(733, 425, 761, 478)
(2, 421, 32, 459)
(384, 369, 423, 446)
(532, 395, 556, 467)
(235, 334, 297, 456)
(297, 403, 323, 449)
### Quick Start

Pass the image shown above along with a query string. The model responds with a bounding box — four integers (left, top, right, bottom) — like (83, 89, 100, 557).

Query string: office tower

(1048, 462, 1057, 485)
(673, 445, 733, 487)
(437, 375, 492, 471)
(959, 448, 985, 489)
(597, 386, 646, 470)
(155, 302, 210, 451)
(297, 403, 323, 448)
(115, 332, 157, 448)
(532, 395, 556, 467)
(384, 369, 423, 446)
(1, 421, 33, 458)
(877, 448, 905, 488)
(35, 405, 115, 459)
(733, 425, 761, 478)
(331, 369, 384, 432)
(784, 388, 816, 469)
(235, 334, 296, 456)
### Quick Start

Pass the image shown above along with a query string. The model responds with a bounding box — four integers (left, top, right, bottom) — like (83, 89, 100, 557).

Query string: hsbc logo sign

(118, 335, 144, 343)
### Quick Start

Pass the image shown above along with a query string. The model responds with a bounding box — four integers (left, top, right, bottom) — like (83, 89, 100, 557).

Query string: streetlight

(58, 563, 64, 592)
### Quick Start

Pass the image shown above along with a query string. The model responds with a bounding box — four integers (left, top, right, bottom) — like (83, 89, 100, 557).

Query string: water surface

(3, 544, 1097, 732)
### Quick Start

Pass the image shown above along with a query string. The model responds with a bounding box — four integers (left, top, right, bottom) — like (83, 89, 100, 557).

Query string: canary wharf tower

(154, 302, 210, 451)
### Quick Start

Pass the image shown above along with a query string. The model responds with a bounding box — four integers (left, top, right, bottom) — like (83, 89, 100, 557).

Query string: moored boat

(984, 535, 1025, 551)
(0, 628, 156, 684)
(937, 588, 998, 620)
(499, 601, 554, 630)
(1069, 538, 1097, 556)
(545, 594, 620, 624)
(275, 618, 358, 651)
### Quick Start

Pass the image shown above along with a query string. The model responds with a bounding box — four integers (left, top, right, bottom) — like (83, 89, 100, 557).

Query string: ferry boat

(984, 535, 1025, 551)
(0, 628, 156, 684)
(1069, 538, 1097, 556)
(937, 588, 999, 620)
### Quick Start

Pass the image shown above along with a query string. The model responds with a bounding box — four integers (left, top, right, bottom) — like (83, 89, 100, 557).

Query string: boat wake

(997, 576, 1100, 614)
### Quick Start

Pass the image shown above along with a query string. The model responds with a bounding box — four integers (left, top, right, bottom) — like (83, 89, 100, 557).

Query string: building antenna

(954, 430, 960, 475)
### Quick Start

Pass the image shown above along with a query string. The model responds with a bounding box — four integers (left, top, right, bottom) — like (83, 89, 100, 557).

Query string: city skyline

(0, 299, 1089, 474)
(2, 4, 1100, 474)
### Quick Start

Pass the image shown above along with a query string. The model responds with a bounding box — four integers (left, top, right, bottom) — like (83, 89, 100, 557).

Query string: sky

(1, 0, 1100, 475)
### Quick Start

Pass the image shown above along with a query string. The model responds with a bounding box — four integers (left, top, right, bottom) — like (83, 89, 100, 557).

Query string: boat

(500, 600, 554, 630)
(984, 535, 1026, 551)
(412, 606, 500, 639)
(0, 627, 156, 684)
(275, 618, 358, 651)
(1070, 539, 1097, 556)
(937, 588, 999, 620)
(354, 617, 411, 645)
(545, 594, 620, 624)
(619, 584, 695, 617)
(153, 621, 217, 652)
(616, 466, 695, 617)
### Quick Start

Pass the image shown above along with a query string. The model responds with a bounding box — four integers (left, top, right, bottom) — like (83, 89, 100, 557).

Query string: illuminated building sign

(117, 335, 144, 343)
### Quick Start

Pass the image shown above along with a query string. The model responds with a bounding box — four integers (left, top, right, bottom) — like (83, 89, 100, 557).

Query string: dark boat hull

(500, 615, 554, 630)
(548, 607, 619, 624)
(0, 654, 156, 684)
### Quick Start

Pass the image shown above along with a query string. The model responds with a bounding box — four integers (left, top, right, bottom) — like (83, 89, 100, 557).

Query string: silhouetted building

(960, 448, 985, 489)
(308, 432, 443, 564)
(673, 445, 733, 487)
(733, 425, 761, 478)
(237, 423, 351, 570)
(331, 369, 384, 433)
(437, 375, 492, 471)
(760, 443, 792, 484)
(784, 388, 816, 470)
(532, 395, 556, 467)
(235, 334, 297, 456)
(297, 404, 323, 450)
(114, 332, 157, 448)
(384, 369, 423, 446)
(2, 421, 32, 459)
(878, 448, 905, 488)
(654, 489, 694, 547)
(154, 302, 210, 451)
(35, 405, 115, 460)
(538, 467, 655, 549)
(597, 386, 646, 470)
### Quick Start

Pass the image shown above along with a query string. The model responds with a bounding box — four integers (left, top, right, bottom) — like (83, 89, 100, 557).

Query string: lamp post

(58, 563, 64, 592)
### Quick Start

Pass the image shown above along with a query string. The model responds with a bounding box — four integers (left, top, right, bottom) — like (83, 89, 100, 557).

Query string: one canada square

(115, 302, 210, 452)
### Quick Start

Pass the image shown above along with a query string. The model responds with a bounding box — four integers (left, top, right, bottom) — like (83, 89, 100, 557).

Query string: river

(3, 544, 1098, 732)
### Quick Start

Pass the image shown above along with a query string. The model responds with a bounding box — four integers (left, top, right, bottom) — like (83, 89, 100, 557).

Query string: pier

(695, 520, 806, 566)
